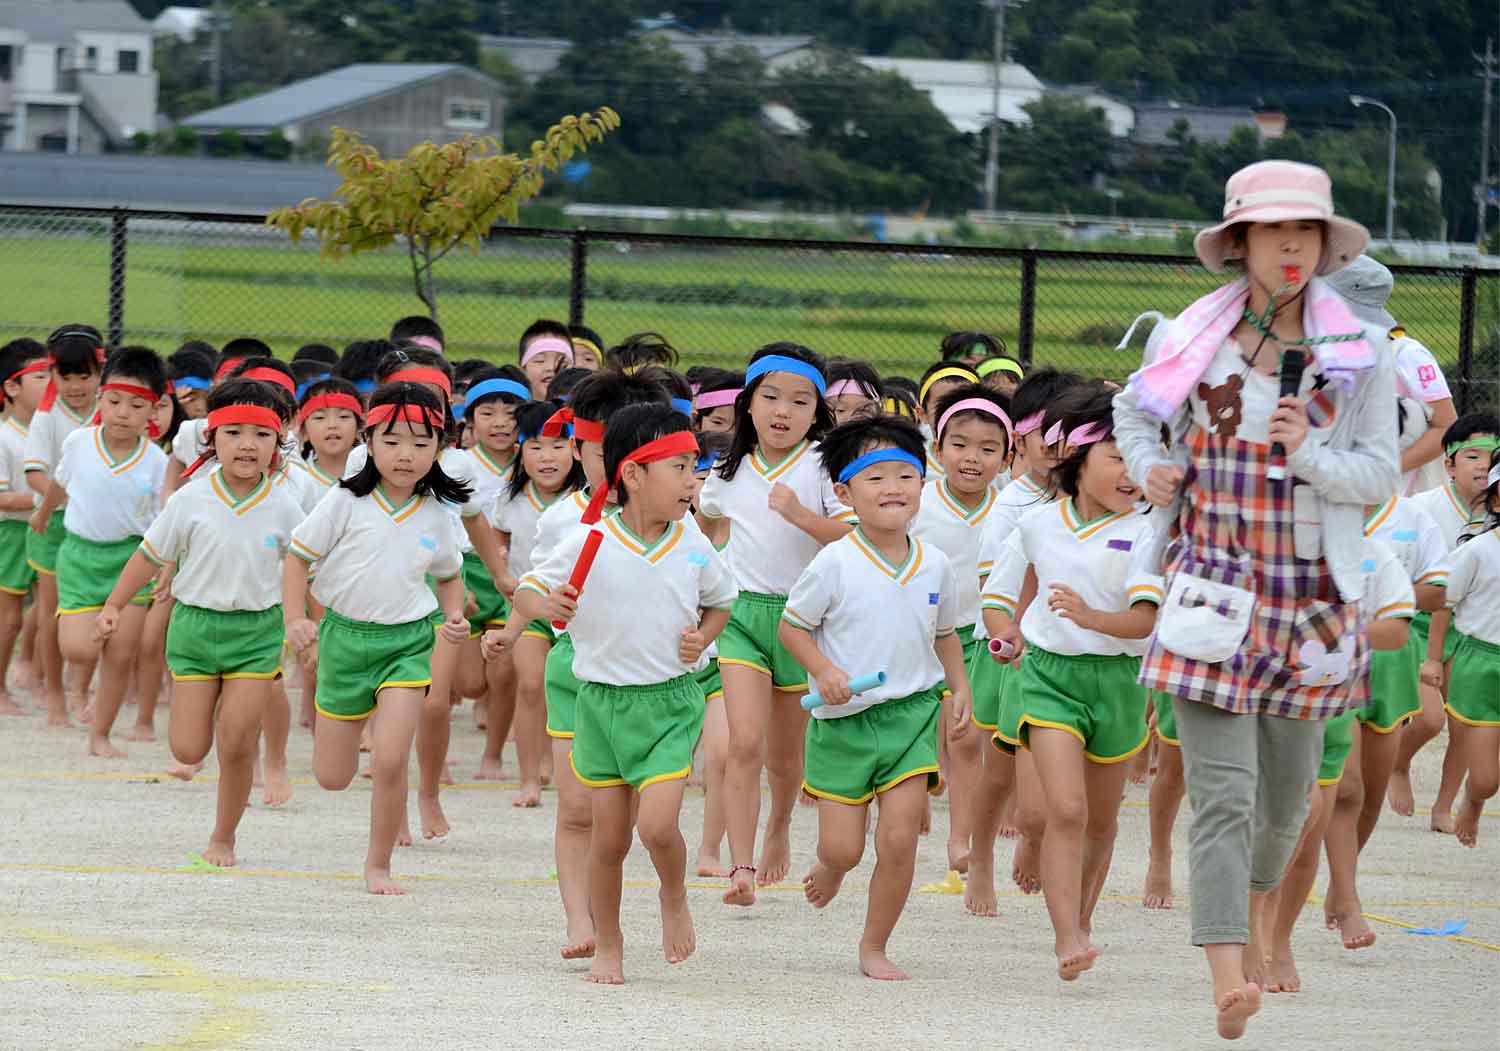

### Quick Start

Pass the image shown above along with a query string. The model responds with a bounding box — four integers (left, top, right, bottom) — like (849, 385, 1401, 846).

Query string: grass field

(0, 219, 1491, 388)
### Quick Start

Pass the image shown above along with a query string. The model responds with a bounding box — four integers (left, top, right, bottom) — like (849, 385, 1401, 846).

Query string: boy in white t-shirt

(0, 339, 50, 717)
(778, 415, 971, 982)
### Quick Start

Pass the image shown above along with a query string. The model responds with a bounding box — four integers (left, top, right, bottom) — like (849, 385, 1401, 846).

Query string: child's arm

(29, 480, 65, 534)
(93, 550, 165, 640)
(23, 471, 49, 497)
(462, 515, 512, 596)
(433, 574, 469, 644)
(697, 512, 729, 548)
(1422, 608, 1450, 689)
(1369, 618, 1411, 652)
(981, 562, 1035, 665)
(283, 555, 317, 658)
(934, 630, 972, 731)
(0, 490, 34, 512)
(163, 457, 184, 497)
(1048, 586, 1159, 639)
(777, 621, 851, 705)
(680, 608, 731, 665)
(1414, 583, 1445, 613)
(769, 482, 853, 545)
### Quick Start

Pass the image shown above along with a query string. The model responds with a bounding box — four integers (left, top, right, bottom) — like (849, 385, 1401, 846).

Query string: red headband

(180, 404, 286, 481)
(541, 407, 605, 444)
(385, 368, 453, 396)
(367, 402, 444, 430)
(581, 430, 700, 525)
(240, 367, 295, 395)
(214, 356, 245, 381)
(99, 382, 161, 403)
(299, 392, 364, 424)
(6, 359, 50, 386)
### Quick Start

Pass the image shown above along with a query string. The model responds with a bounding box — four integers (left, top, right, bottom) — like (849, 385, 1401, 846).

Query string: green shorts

(804, 687, 942, 805)
(695, 658, 723, 702)
(1153, 691, 1179, 746)
(522, 617, 557, 645)
(0, 519, 35, 595)
(544, 631, 579, 738)
(461, 550, 509, 638)
(992, 651, 1027, 754)
(968, 632, 1008, 731)
(1446, 633, 1500, 727)
(24, 507, 65, 576)
(571, 674, 705, 790)
(720, 590, 807, 691)
(1319, 711, 1356, 786)
(56, 531, 150, 615)
(167, 603, 284, 681)
(1016, 647, 1149, 764)
(1359, 630, 1422, 732)
(1411, 611, 1465, 666)
(313, 608, 438, 721)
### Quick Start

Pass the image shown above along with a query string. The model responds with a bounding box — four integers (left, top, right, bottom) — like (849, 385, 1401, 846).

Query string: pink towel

(1127, 276, 1375, 421)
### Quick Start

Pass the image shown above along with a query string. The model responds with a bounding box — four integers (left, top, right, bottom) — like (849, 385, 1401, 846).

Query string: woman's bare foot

(695, 851, 727, 878)
(661, 891, 695, 964)
(1387, 767, 1415, 817)
(166, 761, 202, 781)
(964, 863, 999, 918)
(127, 720, 155, 742)
(946, 838, 970, 875)
(364, 866, 406, 895)
(1264, 951, 1300, 993)
(801, 861, 844, 908)
(1011, 834, 1042, 894)
(418, 793, 450, 839)
(757, 828, 791, 886)
(475, 756, 508, 781)
(262, 764, 292, 808)
(561, 920, 597, 960)
(1455, 796, 1483, 847)
(1430, 807, 1456, 835)
(511, 781, 541, 808)
(722, 866, 756, 907)
(201, 840, 236, 868)
(0, 691, 23, 716)
(1142, 854, 1173, 909)
(87, 735, 126, 759)
(1057, 943, 1099, 981)
(1215, 983, 1261, 1040)
(586, 940, 624, 984)
(859, 944, 911, 981)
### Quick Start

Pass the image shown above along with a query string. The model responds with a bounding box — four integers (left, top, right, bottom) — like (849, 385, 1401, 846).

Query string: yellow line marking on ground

(1361, 912, 1500, 952)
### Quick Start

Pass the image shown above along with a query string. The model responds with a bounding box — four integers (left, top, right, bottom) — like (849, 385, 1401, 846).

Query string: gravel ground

(0, 694, 1494, 1051)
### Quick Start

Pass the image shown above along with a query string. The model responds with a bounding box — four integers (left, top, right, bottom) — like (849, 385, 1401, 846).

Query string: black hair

(1482, 449, 1500, 536)
(196, 378, 296, 473)
(291, 357, 332, 388)
(46, 323, 105, 377)
(390, 315, 445, 349)
(507, 399, 587, 501)
(453, 358, 493, 387)
(818, 414, 927, 487)
(519, 319, 572, 358)
(635, 365, 692, 403)
(1047, 382, 1119, 500)
(546, 367, 592, 402)
(1009, 366, 1082, 431)
(168, 347, 215, 385)
(298, 376, 363, 459)
(174, 339, 218, 359)
(1443, 413, 1500, 456)
(464, 364, 531, 413)
(566, 370, 671, 441)
(717, 342, 833, 482)
(337, 339, 395, 387)
(603, 403, 693, 509)
(827, 358, 882, 401)
(221, 337, 272, 362)
(375, 345, 452, 385)
(0, 338, 46, 405)
(975, 353, 1025, 389)
(341, 383, 471, 504)
(694, 428, 733, 469)
(293, 343, 339, 366)
(569, 324, 605, 360)
(607, 331, 679, 373)
(917, 360, 980, 414)
(224, 356, 297, 422)
(940, 331, 1006, 361)
(690, 367, 745, 428)
(933, 383, 1012, 455)
(101, 345, 168, 398)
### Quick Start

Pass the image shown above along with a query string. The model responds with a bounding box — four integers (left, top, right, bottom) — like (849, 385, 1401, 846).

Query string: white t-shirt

(170, 417, 208, 468)
(290, 485, 462, 624)
(141, 467, 305, 611)
(1361, 537, 1416, 624)
(1410, 482, 1487, 549)
(1393, 336, 1451, 403)
(55, 427, 166, 541)
(1190, 338, 1326, 446)
(910, 479, 998, 631)
(0, 418, 36, 521)
(982, 499, 1161, 657)
(1435, 528, 1500, 645)
(783, 529, 957, 717)
(519, 511, 736, 686)
(290, 458, 341, 514)
(974, 474, 1053, 641)
(698, 440, 853, 596)
(23, 398, 91, 478)
(1363, 497, 1447, 586)
(491, 481, 576, 580)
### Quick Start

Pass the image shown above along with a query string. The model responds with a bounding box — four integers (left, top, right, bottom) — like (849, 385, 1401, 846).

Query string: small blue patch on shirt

(418, 535, 438, 552)
(928, 593, 940, 605)
(1392, 529, 1419, 542)
(1107, 539, 1133, 551)
(685, 552, 708, 568)
(263, 534, 280, 550)
(1361, 559, 1377, 573)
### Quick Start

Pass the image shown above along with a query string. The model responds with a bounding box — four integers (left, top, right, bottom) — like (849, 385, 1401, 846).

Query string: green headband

(1445, 436, 1500, 458)
(977, 357, 1024, 379)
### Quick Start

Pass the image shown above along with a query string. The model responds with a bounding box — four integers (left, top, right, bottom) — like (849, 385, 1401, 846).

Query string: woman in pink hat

(1112, 160, 1399, 1040)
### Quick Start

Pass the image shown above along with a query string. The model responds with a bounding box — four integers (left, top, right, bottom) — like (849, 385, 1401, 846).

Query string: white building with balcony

(0, 0, 158, 153)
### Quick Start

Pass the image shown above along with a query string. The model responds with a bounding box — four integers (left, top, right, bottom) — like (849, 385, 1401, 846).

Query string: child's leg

(720, 663, 773, 906)
(364, 687, 424, 894)
(859, 776, 928, 980)
(131, 597, 172, 740)
(1389, 680, 1443, 816)
(1454, 724, 1500, 847)
(478, 647, 518, 781)
(17, 598, 37, 688)
(1027, 727, 1099, 979)
(1355, 724, 1403, 850)
(552, 737, 595, 958)
(1430, 704, 1465, 833)
(1078, 757, 1130, 937)
(586, 783, 634, 984)
(72, 607, 145, 757)
(1322, 731, 1376, 949)
(1011, 746, 1045, 894)
(203, 679, 269, 867)
(943, 699, 983, 873)
(964, 744, 1014, 917)
(695, 695, 729, 877)
(1144, 743, 1184, 909)
(802, 797, 867, 910)
(0, 591, 25, 714)
(260, 678, 293, 807)
(759, 686, 809, 887)
(1264, 784, 1336, 993)
(508, 637, 548, 805)
(34, 574, 66, 725)
(313, 713, 365, 790)
(637, 778, 695, 965)
(416, 639, 459, 840)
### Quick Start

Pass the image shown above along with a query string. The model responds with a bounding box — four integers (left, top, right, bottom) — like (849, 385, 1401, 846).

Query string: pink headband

(1067, 421, 1113, 447)
(1043, 421, 1063, 446)
(825, 379, 877, 400)
(694, 388, 741, 411)
(936, 398, 1013, 445)
(690, 383, 702, 396)
(521, 336, 575, 367)
(1014, 411, 1045, 436)
(405, 334, 442, 352)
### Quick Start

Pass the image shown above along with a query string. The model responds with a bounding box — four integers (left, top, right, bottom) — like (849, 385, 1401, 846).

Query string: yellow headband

(882, 395, 916, 419)
(977, 357, 1024, 379)
(571, 337, 601, 358)
(919, 366, 977, 404)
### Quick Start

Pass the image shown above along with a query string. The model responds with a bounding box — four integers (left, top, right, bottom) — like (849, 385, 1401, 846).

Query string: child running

(779, 414, 971, 981)
(0, 339, 48, 716)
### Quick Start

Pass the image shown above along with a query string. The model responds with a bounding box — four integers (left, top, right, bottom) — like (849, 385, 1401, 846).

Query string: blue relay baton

(801, 671, 887, 711)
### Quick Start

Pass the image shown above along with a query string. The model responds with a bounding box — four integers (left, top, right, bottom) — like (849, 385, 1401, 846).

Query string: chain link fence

(0, 205, 1495, 413)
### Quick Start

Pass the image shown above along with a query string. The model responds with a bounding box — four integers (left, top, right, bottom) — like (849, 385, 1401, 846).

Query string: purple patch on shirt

(928, 593, 940, 605)
(1107, 539, 1133, 552)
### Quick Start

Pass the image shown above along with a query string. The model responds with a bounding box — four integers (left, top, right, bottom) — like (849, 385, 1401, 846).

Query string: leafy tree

(268, 109, 620, 321)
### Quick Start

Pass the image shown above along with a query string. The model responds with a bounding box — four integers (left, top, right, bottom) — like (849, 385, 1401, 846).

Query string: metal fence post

(569, 228, 588, 327)
(1458, 267, 1478, 415)
(108, 208, 127, 346)
(1017, 250, 1037, 364)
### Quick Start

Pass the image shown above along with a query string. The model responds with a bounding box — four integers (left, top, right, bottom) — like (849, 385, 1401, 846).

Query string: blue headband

(294, 372, 332, 401)
(455, 378, 531, 420)
(353, 378, 376, 394)
(174, 375, 212, 392)
(695, 450, 719, 473)
(670, 397, 693, 416)
(836, 447, 926, 485)
(745, 354, 827, 397)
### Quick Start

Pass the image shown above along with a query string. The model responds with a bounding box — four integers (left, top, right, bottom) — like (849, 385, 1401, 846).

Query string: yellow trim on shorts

(314, 702, 372, 721)
(56, 604, 104, 616)
(971, 715, 999, 731)
(1087, 730, 1151, 765)
(878, 764, 940, 796)
(520, 628, 553, 641)
(224, 669, 282, 680)
(802, 781, 876, 806)
(1317, 767, 1346, 788)
(545, 726, 575, 739)
(170, 672, 221, 682)
(638, 765, 692, 790)
(378, 678, 432, 692)
(1019, 715, 1086, 748)
(0, 582, 26, 596)
(717, 656, 770, 676)
(704, 689, 724, 702)
(1155, 728, 1180, 747)
(774, 681, 809, 694)
(26, 560, 54, 576)
(993, 726, 1020, 746)
(1359, 710, 1418, 734)
(1445, 702, 1500, 728)
(569, 751, 628, 788)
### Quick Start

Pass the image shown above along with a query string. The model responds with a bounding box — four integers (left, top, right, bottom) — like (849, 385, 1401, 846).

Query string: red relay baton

(553, 529, 603, 629)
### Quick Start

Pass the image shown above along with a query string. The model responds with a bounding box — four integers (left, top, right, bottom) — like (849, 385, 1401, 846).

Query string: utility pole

(1476, 37, 1495, 249)
(983, 0, 1024, 214)
(208, 0, 227, 103)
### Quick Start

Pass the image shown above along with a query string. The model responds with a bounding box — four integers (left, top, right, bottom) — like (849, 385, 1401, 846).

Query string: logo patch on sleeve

(929, 592, 940, 605)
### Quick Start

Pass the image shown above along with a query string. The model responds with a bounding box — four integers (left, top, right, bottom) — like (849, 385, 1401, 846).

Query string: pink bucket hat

(1194, 160, 1369, 275)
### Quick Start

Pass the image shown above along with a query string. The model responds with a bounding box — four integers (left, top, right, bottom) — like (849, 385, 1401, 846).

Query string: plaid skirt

(1140, 425, 1366, 720)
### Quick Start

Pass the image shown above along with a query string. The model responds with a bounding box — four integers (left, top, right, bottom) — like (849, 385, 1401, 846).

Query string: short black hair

(464, 364, 531, 414)
(221, 337, 273, 362)
(101, 345, 168, 397)
(818, 414, 926, 487)
(342, 383, 471, 504)
(933, 383, 1011, 452)
(390, 315, 445, 349)
(168, 346, 215, 386)
(604, 403, 693, 508)
(337, 339, 395, 386)
(0, 338, 46, 403)
(566, 370, 671, 440)
(694, 428, 733, 470)
(291, 357, 333, 390)
(1009, 366, 1081, 429)
(718, 342, 833, 482)
(174, 339, 218, 359)
(46, 323, 104, 377)
(827, 357, 882, 400)
(508, 399, 587, 501)
(569, 324, 605, 357)
(940, 330, 1006, 361)
(546, 367, 592, 401)
(226, 356, 296, 418)
(293, 343, 339, 366)
(519, 319, 571, 358)
(1444, 413, 1500, 455)
(917, 360, 980, 413)
(375, 345, 451, 386)
(607, 332, 678, 373)
(635, 365, 692, 403)
(453, 358, 493, 387)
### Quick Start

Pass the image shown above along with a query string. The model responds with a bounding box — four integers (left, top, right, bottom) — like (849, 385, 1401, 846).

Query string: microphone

(1268, 347, 1306, 482)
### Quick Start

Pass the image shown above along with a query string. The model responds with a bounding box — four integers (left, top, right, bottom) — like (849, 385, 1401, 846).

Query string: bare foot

(88, 736, 126, 759)
(397, 822, 413, 848)
(859, 944, 911, 981)
(1455, 796, 1483, 847)
(511, 781, 541, 808)
(262, 764, 293, 808)
(1215, 982, 1262, 1040)
(127, 722, 155, 742)
(946, 839, 970, 875)
(358, 724, 373, 753)
(1430, 808, 1456, 835)
(1387, 767, 1415, 817)
(201, 840, 236, 868)
(364, 866, 406, 895)
(964, 864, 999, 918)
(440, 761, 455, 787)
(661, 891, 695, 964)
(1011, 834, 1042, 894)
(46, 705, 71, 728)
(0, 692, 23, 716)
(166, 761, 202, 781)
(586, 940, 624, 984)
(999, 797, 1019, 839)
(475, 756, 508, 781)
(1057, 943, 1099, 981)
(473, 701, 487, 731)
(801, 861, 844, 908)
(695, 851, 728, 878)
(1243, 936, 1268, 988)
(1142, 854, 1173, 909)
(418, 793, 450, 839)
(540, 753, 554, 786)
(1264, 951, 1300, 993)
(561, 921, 597, 960)
(722, 866, 756, 907)
(757, 828, 791, 887)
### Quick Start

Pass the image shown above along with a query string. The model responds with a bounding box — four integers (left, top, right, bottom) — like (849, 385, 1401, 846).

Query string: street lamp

(1350, 94, 1397, 244)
